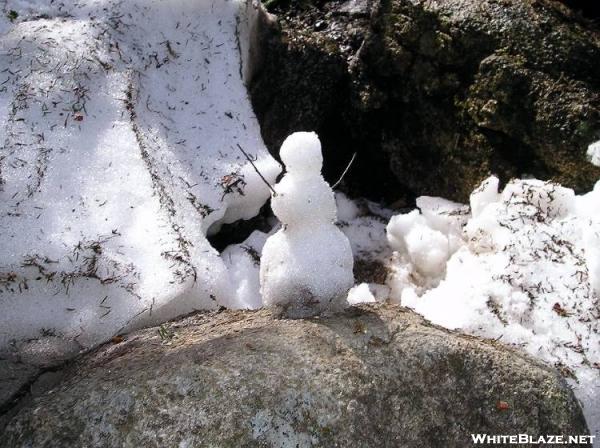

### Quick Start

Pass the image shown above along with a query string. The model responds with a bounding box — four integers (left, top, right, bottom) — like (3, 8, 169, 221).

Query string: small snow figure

(260, 132, 354, 318)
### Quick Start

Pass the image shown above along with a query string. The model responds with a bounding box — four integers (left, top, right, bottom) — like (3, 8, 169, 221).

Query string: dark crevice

(319, 105, 406, 204)
(0, 362, 67, 431)
(250, 39, 406, 204)
(481, 128, 552, 183)
(207, 203, 274, 253)
(559, 0, 600, 21)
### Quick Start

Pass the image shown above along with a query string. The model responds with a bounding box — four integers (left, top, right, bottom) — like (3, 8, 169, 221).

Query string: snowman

(259, 132, 354, 318)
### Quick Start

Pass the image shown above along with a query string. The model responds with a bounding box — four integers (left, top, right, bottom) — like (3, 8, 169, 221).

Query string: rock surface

(251, 0, 600, 204)
(1, 304, 588, 447)
(0, 360, 39, 422)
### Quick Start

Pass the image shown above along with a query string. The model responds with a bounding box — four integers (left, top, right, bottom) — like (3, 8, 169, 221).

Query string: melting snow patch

(0, 0, 280, 358)
(222, 230, 270, 310)
(387, 176, 600, 441)
(347, 283, 376, 305)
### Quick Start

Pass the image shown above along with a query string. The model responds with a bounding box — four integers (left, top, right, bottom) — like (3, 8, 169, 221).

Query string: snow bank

(0, 0, 280, 359)
(388, 176, 600, 441)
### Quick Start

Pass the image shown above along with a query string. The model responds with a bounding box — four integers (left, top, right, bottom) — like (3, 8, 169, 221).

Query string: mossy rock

(250, 0, 600, 204)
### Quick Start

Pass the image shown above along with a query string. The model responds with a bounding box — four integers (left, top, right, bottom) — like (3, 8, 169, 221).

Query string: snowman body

(260, 132, 354, 318)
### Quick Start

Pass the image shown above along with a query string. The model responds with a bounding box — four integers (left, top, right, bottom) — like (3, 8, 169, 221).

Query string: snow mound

(222, 229, 270, 310)
(347, 283, 376, 305)
(347, 282, 390, 305)
(260, 132, 354, 318)
(588, 140, 600, 167)
(386, 197, 468, 295)
(388, 176, 600, 441)
(0, 0, 280, 358)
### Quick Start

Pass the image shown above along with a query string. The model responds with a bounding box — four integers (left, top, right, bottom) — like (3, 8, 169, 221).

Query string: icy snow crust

(0, 0, 280, 355)
(387, 176, 600, 441)
(260, 132, 354, 318)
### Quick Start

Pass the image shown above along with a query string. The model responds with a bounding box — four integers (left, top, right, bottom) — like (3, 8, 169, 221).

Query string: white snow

(347, 283, 376, 305)
(222, 229, 270, 310)
(387, 176, 600, 442)
(588, 140, 600, 167)
(260, 132, 354, 318)
(335, 192, 394, 265)
(386, 197, 468, 294)
(220, 192, 392, 311)
(0, 0, 280, 359)
(335, 191, 361, 222)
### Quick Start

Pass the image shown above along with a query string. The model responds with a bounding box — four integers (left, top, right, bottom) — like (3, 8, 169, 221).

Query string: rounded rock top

(280, 131, 323, 174)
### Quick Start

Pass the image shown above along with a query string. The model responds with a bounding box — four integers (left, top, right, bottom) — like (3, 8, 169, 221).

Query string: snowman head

(280, 132, 323, 176)
(271, 132, 336, 227)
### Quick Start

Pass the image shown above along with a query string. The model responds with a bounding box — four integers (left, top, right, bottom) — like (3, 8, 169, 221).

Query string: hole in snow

(208, 204, 275, 253)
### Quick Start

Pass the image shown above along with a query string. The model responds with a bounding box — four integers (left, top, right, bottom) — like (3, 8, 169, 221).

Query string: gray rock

(0, 360, 38, 414)
(251, 0, 600, 204)
(1, 304, 588, 447)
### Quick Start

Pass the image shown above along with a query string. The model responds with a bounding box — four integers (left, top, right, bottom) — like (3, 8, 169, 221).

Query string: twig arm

(236, 143, 277, 196)
(332, 152, 357, 189)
